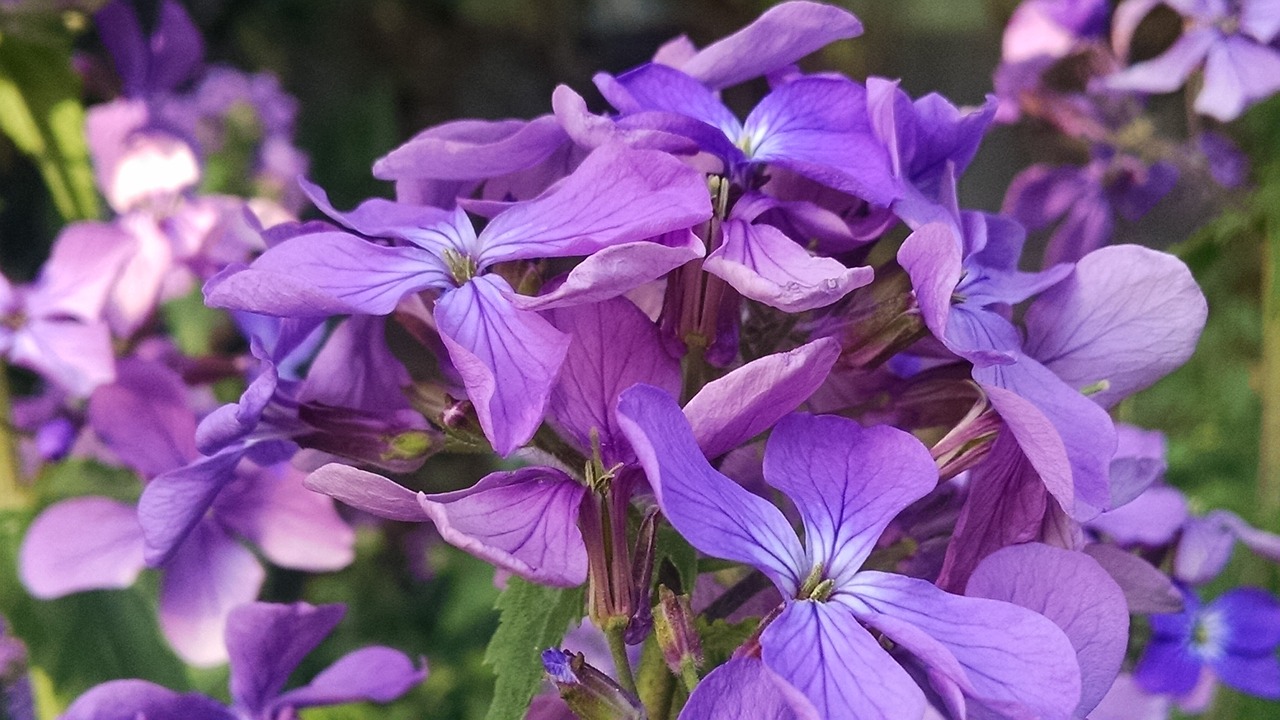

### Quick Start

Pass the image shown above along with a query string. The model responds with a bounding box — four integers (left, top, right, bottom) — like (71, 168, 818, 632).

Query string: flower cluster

(4, 0, 1279, 719)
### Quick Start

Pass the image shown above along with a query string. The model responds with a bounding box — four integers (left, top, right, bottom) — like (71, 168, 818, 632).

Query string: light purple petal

(1083, 543, 1184, 614)
(977, 357, 1116, 517)
(1107, 28, 1216, 94)
(88, 358, 197, 477)
(297, 315, 413, 411)
(138, 448, 244, 565)
(966, 543, 1128, 716)
(760, 601, 925, 720)
(18, 497, 146, 598)
(193, 365, 277, 455)
(514, 230, 704, 311)
(216, 462, 355, 572)
(747, 78, 899, 207)
(675, 1, 862, 89)
(434, 274, 571, 456)
(31, 222, 132, 322)
(1175, 513, 1239, 584)
(304, 464, 431, 522)
(1025, 245, 1208, 409)
(679, 657, 819, 720)
(372, 115, 569, 182)
(762, 414, 936, 584)
(550, 84, 706, 155)
(684, 337, 840, 460)
(476, 144, 711, 267)
(1195, 35, 1280, 121)
(158, 521, 265, 667)
(704, 219, 872, 312)
(1242, 0, 1280, 42)
(546, 296, 680, 463)
(272, 647, 426, 710)
(1086, 674, 1171, 720)
(62, 680, 233, 720)
(226, 602, 346, 715)
(616, 384, 806, 594)
(1110, 424, 1168, 508)
(10, 320, 115, 397)
(298, 179, 453, 240)
(848, 571, 1082, 720)
(205, 232, 448, 317)
(1089, 486, 1189, 547)
(418, 467, 589, 587)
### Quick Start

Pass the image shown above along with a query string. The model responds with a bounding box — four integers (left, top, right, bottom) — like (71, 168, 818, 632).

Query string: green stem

(635, 637, 675, 720)
(605, 622, 637, 696)
(1248, 185, 1280, 589)
(0, 364, 26, 511)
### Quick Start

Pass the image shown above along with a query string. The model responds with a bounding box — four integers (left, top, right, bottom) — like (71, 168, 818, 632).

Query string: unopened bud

(652, 586, 702, 681)
(542, 649, 646, 720)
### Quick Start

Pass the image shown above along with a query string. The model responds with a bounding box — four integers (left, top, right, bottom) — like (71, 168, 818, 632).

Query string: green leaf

(695, 617, 756, 669)
(482, 578, 583, 720)
(0, 28, 99, 221)
(654, 525, 698, 595)
(162, 289, 229, 357)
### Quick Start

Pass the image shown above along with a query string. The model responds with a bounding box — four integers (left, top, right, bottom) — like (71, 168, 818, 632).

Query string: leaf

(695, 617, 756, 669)
(654, 525, 698, 595)
(482, 577, 583, 720)
(0, 29, 99, 221)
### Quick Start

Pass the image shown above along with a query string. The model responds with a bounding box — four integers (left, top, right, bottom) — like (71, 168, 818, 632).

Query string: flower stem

(0, 365, 26, 511)
(605, 621, 637, 696)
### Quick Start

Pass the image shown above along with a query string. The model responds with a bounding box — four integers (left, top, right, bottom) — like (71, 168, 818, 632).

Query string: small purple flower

(1135, 586, 1280, 700)
(617, 384, 1082, 720)
(1108, 0, 1280, 121)
(60, 602, 426, 720)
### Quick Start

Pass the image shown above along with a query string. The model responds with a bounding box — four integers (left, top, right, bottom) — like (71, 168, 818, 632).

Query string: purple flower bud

(541, 649, 644, 720)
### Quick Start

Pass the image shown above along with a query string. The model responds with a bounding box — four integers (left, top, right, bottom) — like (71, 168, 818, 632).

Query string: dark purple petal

(684, 338, 841, 460)
(94, 2, 149, 96)
(678, 657, 819, 720)
(616, 384, 806, 594)
(226, 602, 346, 715)
(62, 679, 233, 720)
(1025, 245, 1208, 409)
(546, 296, 680, 463)
(193, 365, 276, 455)
(1133, 638, 1203, 696)
(847, 571, 1082, 720)
(138, 447, 244, 565)
(146, 0, 204, 92)
(18, 497, 146, 598)
(966, 544, 1128, 716)
(158, 521, 265, 667)
(1214, 654, 1280, 698)
(434, 275, 571, 456)
(304, 464, 430, 522)
(418, 467, 589, 587)
(272, 647, 426, 710)
(373, 116, 569, 182)
(674, 1, 862, 89)
(476, 144, 711, 267)
(297, 316, 413, 412)
(704, 219, 871, 312)
(205, 232, 448, 317)
(1211, 588, 1280, 655)
(600, 64, 740, 135)
(763, 414, 936, 583)
(760, 601, 925, 720)
(515, 230, 704, 311)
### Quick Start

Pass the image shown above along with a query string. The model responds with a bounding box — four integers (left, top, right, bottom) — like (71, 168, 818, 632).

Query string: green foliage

(483, 577, 584, 720)
(0, 22, 98, 221)
(694, 617, 756, 670)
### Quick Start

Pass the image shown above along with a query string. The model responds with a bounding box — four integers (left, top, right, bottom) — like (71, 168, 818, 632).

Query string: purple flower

(208, 144, 710, 455)
(616, 384, 1082, 720)
(60, 602, 425, 719)
(1108, 0, 1280, 121)
(1135, 587, 1280, 700)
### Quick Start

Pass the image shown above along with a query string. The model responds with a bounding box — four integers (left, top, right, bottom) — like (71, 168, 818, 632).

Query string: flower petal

(303, 464, 430, 522)
(762, 414, 936, 584)
(1196, 35, 1280, 122)
(679, 657, 820, 720)
(19, 497, 146, 598)
(418, 467, 589, 587)
(272, 647, 427, 711)
(62, 680, 232, 720)
(226, 602, 347, 715)
(617, 384, 806, 594)
(704, 219, 872, 312)
(434, 275, 571, 456)
(761, 600, 925, 720)
(138, 447, 245, 565)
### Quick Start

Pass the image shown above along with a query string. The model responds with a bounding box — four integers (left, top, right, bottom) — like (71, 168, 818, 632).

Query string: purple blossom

(617, 384, 1082, 720)
(1135, 586, 1280, 700)
(60, 602, 425, 719)
(1108, 0, 1280, 121)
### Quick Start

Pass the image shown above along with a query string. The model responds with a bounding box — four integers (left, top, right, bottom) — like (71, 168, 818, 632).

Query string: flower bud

(542, 649, 646, 720)
(652, 586, 702, 680)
